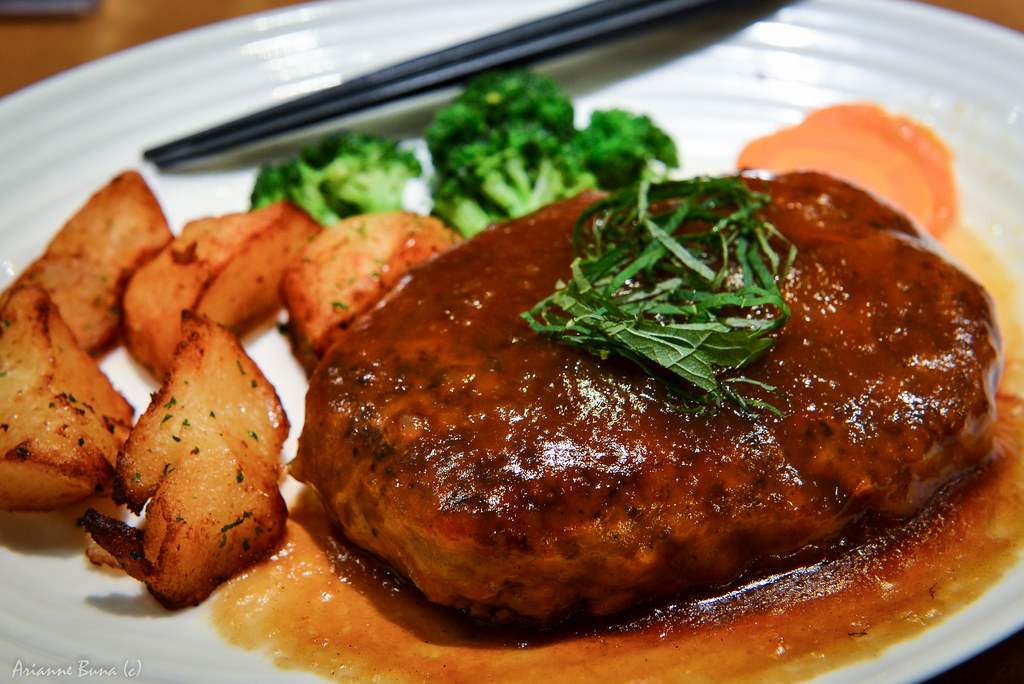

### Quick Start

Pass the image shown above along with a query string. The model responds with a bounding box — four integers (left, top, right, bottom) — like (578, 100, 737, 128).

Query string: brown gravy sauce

(211, 223, 1024, 682)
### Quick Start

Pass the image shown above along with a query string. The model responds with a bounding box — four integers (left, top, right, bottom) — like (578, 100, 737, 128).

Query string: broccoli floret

(576, 109, 680, 189)
(429, 177, 499, 238)
(425, 70, 594, 237)
(250, 70, 682, 236)
(429, 124, 597, 237)
(250, 131, 422, 225)
(249, 164, 288, 206)
(427, 70, 577, 150)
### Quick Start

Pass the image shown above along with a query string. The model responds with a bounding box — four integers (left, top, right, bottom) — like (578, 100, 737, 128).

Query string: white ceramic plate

(1, 0, 1023, 682)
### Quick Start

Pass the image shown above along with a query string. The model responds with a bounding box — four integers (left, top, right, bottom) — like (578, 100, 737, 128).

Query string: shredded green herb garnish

(522, 175, 796, 415)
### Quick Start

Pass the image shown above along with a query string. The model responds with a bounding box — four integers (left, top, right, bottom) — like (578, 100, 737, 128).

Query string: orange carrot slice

(737, 103, 957, 237)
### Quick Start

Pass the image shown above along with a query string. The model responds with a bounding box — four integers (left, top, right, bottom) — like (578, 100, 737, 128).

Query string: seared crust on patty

(292, 172, 1001, 625)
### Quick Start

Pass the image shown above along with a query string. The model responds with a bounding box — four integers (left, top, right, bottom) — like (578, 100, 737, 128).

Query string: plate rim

(2, 1, 1024, 682)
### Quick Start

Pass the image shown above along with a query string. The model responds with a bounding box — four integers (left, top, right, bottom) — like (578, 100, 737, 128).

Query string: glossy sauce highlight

(211, 219, 1024, 682)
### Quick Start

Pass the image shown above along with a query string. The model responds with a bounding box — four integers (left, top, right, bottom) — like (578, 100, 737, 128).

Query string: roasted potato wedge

(122, 201, 320, 377)
(12, 171, 172, 354)
(83, 312, 288, 608)
(0, 286, 133, 511)
(281, 211, 457, 371)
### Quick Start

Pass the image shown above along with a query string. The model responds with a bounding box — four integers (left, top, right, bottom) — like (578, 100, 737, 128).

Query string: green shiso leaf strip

(522, 175, 796, 415)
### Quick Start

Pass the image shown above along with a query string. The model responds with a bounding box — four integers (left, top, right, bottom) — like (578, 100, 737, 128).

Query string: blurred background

(0, 0, 1022, 98)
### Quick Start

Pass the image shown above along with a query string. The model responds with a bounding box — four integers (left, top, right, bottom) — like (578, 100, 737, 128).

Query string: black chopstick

(144, 0, 721, 169)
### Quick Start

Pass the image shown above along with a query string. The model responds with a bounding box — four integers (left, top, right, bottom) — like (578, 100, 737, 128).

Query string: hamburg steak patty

(291, 172, 1002, 625)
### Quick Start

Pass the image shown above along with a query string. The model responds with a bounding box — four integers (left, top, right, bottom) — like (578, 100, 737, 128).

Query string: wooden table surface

(1, 0, 1022, 98)
(1, 0, 1022, 682)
